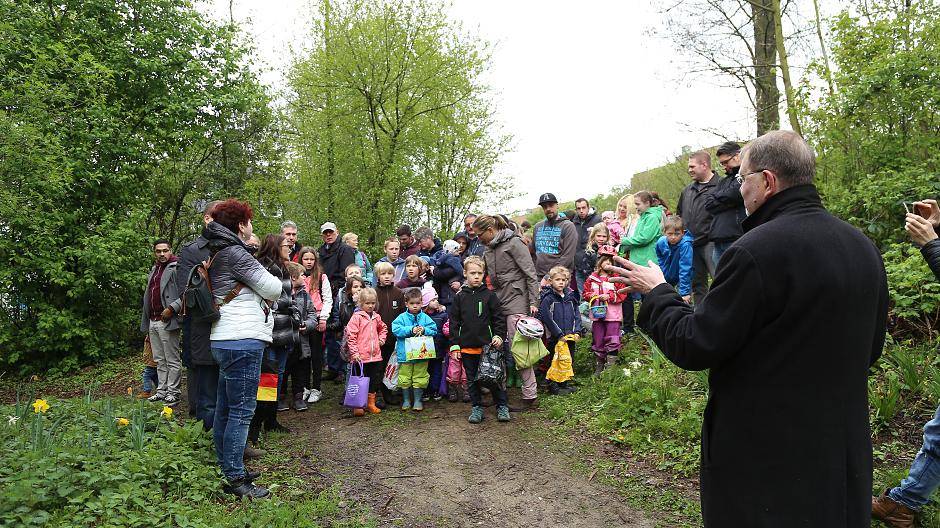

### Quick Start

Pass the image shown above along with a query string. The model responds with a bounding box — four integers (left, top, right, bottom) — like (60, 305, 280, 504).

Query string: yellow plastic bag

(546, 334, 579, 383)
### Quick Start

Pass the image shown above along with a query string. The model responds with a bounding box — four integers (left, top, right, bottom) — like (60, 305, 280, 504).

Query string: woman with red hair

(203, 198, 282, 498)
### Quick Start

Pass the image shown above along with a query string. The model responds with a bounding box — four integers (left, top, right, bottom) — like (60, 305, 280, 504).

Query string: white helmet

(443, 239, 461, 254)
(515, 317, 544, 339)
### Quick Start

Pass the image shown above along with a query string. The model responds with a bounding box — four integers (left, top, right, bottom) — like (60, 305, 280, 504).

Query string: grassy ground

(536, 333, 940, 527)
(3, 333, 940, 526)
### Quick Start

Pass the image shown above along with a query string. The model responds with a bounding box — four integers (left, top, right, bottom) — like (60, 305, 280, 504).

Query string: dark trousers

(691, 242, 716, 305)
(363, 361, 383, 393)
(428, 357, 444, 395)
(622, 297, 635, 332)
(308, 330, 325, 390)
(325, 333, 345, 373)
(462, 353, 508, 408)
(285, 353, 310, 397)
(192, 364, 219, 431)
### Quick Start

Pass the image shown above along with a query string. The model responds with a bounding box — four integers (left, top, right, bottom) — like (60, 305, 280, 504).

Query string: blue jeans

(211, 345, 263, 482)
(890, 405, 940, 510)
(712, 241, 734, 268)
(268, 345, 289, 398)
(192, 364, 219, 431)
(325, 334, 346, 374)
(142, 366, 158, 393)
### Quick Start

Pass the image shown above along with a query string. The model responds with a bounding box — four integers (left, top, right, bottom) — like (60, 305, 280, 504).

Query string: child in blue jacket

(391, 287, 439, 411)
(538, 266, 582, 395)
(655, 215, 694, 304)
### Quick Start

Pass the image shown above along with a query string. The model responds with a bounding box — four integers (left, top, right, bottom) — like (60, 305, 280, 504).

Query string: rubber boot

(560, 381, 577, 395)
(353, 407, 365, 417)
(447, 383, 459, 403)
(412, 388, 425, 411)
(548, 381, 561, 395)
(593, 356, 605, 377)
(461, 384, 471, 403)
(605, 354, 619, 370)
(401, 388, 412, 410)
(366, 392, 382, 414)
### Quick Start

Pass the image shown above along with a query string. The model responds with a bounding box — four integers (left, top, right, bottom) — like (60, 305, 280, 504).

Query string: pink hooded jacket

(345, 310, 388, 363)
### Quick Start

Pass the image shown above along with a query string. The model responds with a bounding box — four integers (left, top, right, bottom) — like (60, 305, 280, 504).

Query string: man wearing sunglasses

(701, 141, 747, 266)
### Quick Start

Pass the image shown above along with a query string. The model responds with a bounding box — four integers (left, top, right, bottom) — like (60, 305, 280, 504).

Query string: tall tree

(0, 0, 278, 371)
(772, 0, 802, 135)
(284, 0, 511, 250)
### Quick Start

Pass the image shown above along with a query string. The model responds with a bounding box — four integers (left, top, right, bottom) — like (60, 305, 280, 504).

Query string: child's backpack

(475, 343, 507, 387)
(182, 257, 243, 325)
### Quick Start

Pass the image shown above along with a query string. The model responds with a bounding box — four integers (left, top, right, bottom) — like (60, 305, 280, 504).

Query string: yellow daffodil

(617, 434, 625, 441)
(32, 399, 49, 414)
(116, 417, 129, 427)
(161, 406, 173, 419)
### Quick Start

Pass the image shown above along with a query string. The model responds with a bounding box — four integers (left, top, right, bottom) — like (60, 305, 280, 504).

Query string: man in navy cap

(531, 192, 579, 283)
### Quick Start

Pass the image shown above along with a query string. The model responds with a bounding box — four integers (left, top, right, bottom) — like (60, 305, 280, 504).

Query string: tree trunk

(811, 0, 835, 96)
(752, 0, 780, 136)
(772, 0, 802, 136)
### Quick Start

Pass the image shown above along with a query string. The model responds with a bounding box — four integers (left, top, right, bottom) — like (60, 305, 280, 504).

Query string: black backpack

(181, 257, 243, 325)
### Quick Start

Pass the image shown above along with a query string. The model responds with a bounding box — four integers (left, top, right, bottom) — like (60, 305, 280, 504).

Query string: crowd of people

(138, 130, 940, 528)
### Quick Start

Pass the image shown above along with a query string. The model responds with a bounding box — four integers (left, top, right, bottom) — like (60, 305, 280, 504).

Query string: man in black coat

(317, 221, 356, 298)
(611, 130, 889, 527)
(677, 151, 719, 304)
(174, 200, 221, 430)
(702, 141, 747, 266)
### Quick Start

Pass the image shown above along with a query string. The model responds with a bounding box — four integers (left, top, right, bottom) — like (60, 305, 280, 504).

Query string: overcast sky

(206, 0, 766, 213)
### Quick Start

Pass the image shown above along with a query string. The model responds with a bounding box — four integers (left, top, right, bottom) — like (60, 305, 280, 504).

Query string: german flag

(257, 355, 279, 402)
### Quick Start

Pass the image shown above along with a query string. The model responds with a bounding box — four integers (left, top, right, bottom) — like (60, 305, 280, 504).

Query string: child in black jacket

(449, 256, 509, 424)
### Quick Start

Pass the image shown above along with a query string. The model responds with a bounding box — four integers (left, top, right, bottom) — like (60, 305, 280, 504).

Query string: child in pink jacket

(345, 287, 388, 416)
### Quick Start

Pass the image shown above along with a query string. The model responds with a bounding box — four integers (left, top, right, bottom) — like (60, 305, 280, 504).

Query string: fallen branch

(380, 474, 421, 480)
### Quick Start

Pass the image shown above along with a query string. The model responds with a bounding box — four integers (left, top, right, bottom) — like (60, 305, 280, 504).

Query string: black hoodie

(448, 284, 506, 349)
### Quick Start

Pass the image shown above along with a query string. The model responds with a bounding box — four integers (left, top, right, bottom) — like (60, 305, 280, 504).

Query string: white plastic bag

(383, 352, 399, 389)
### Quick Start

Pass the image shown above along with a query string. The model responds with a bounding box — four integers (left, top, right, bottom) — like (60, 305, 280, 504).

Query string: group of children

(341, 255, 512, 423)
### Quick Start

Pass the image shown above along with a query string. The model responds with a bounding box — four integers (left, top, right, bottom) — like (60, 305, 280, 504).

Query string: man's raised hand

(603, 256, 667, 295)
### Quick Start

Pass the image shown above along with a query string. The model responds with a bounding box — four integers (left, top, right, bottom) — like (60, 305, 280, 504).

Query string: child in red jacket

(582, 249, 630, 375)
(345, 287, 388, 417)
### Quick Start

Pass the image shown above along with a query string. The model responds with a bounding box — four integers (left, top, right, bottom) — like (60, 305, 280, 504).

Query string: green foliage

(542, 335, 706, 477)
(883, 243, 940, 337)
(283, 0, 511, 254)
(0, 0, 279, 373)
(0, 394, 374, 528)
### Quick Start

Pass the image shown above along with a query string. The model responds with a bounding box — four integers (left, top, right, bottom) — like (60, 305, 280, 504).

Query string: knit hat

(421, 289, 438, 307)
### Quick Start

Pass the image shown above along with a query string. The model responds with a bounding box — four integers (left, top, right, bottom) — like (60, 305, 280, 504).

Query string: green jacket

(619, 206, 663, 267)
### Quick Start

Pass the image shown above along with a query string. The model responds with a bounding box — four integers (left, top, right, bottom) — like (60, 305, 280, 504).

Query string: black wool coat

(638, 185, 889, 527)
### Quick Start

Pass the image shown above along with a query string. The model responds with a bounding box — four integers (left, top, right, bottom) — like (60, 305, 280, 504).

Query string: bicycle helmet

(515, 316, 544, 339)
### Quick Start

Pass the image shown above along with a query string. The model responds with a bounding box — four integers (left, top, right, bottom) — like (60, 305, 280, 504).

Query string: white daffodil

(623, 368, 632, 377)
(7, 415, 19, 426)
(629, 360, 642, 369)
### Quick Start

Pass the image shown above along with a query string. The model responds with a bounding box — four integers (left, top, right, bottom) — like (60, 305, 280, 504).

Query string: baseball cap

(320, 222, 337, 233)
(538, 192, 558, 206)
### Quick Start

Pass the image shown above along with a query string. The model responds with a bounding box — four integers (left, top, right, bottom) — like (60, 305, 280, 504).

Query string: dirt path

(275, 382, 653, 528)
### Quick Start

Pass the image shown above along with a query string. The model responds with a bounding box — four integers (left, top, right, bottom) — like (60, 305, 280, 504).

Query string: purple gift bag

(344, 361, 369, 409)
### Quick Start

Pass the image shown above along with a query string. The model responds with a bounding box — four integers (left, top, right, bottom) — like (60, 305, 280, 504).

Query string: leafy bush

(882, 243, 940, 337)
(543, 336, 706, 476)
(0, 393, 374, 527)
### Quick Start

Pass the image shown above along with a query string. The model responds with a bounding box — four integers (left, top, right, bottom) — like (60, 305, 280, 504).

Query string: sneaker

(163, 394, 180, 407)
(294, 396, 308, 412)
(137, 391, 152, 400)
(147, 393, 165, 403)
(432, 392, 443, 402)
(468, 406, 484, 424)
(497, 405, 511, 422)
(277, 396, 289, 412)
(461, 392, 471, 403)
(223, 479, 270, 499)
(305, 389, 322, 404)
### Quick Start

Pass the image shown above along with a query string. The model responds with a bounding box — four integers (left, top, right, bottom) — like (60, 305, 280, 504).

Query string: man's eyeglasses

(735, 170, 764, 185)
